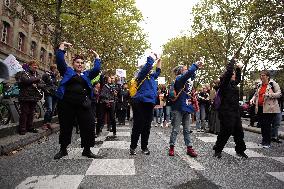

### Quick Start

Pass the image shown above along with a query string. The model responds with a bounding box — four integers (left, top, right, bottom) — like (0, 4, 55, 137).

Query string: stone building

(0, 0, 55, 77)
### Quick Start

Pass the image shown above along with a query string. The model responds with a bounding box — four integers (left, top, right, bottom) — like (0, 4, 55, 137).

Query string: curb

(0, 117, 59, 156)
(242, 125, 284, 140)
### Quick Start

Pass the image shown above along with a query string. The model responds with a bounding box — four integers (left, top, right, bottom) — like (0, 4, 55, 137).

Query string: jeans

(195, 111, 201, 129)
(169, 110, 192, 147)
(164, 106, 171, 123)
(44, 95, 57, 123)
(257, 106, 275, 145)
(272, 112, 281, 138)
(154, 108, 163, 124)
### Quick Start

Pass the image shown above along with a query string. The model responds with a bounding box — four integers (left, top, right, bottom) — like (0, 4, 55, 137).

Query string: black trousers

(257, 106, 275, 145)
(97, 102, 116, 134)
(214, 111, 246, 153)
(130, 101, 154, 150)
(19, 101, 37, 132)
(117, 108, 127, 124)
(58, 100, 95, 148)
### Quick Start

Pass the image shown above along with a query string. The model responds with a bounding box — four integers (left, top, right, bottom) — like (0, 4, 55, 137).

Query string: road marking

(62, 147, 100, 159)
(107, 132, 130, 137)
(223, 148, 266, 158)
(116, 126, 131, 130)
(197, 136, 217, 143)
(86, 159, 135, 175)
(270, 157, 284, 164)
(16, 175, 84, 189)
(156, 132, 204, 170)
(267, 172, 284, 182)
(100, 141, 131, 149)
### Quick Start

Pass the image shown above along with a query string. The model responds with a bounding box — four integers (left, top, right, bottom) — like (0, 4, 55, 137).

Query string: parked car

(239, 101, 250, 118)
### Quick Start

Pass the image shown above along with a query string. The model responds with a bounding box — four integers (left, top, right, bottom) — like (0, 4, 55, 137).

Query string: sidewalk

(0, 117, 59, 155)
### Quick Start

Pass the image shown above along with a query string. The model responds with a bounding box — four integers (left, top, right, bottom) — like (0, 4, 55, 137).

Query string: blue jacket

(171, 63, 199, 113)
(133, 56, 161, 104)
(55, 49, 101, 100)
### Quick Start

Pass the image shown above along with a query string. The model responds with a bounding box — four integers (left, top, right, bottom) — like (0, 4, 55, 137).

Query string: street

(0, 122, 284, 189)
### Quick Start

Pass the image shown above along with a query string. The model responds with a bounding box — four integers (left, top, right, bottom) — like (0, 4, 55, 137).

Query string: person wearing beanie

(168, 58, 203, 157)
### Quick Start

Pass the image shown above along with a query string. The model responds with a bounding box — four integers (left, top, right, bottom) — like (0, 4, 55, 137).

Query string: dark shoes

(237, 152, 248, 159)
(27, 128, 39, 133)
(129, 148, 136, 155)
(82, 149, 102, 159)
(54, 150, 68, 159)
(214, 151, 222, 158)
(271, 138, 282, 143)
(142, 148, 150, 155)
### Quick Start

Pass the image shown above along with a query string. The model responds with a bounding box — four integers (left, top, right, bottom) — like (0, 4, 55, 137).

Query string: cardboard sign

(158, 77, 165, 85)
(116, 69, 126, 78)
(3, 54, 23, 77)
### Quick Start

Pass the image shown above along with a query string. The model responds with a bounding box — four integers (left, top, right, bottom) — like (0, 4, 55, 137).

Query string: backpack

(129, 74, 150, 97)
(213, 89, 221, 110)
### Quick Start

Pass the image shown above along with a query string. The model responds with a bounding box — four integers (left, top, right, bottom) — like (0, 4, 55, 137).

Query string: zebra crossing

(196, 134, 284, 182)
(14, 124, 284, 188)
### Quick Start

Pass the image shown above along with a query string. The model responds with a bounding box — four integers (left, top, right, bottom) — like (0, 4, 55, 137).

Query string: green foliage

(17, 0, 149, 78)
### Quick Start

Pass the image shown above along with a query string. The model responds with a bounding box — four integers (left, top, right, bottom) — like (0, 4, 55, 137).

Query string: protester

(42, 65, 58, 130)
(168, 58, 204, 157)
(97, 75, 117, 136)
(53, 42, 101, 159)
(213, 58, 247, 158)
(250, 70, 282, 148)
(197, 85, 210, 131)
(130, 53, 161, 155)
(16, 61, 43, 135)
(116, 83, 130, 125)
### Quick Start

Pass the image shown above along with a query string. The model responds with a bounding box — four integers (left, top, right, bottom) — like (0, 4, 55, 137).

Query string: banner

(3, 54, 23, 77)
(116, 69, 126, 78)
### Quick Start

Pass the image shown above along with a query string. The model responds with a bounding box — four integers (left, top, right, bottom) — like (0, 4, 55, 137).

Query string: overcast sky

(135, 0, 200, 56)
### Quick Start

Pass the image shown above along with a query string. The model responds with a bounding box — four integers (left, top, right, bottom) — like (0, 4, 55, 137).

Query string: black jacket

(219, 59, 241, 112)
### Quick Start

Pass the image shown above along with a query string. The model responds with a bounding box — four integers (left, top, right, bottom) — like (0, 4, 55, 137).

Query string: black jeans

(19, 101, 37, 132)
(214, 111, 246, 153)
(97, 102, 116, 134)
(130, 101, 154, 150)
(257, 106, 275, 145)
(58, 100, 96, 148)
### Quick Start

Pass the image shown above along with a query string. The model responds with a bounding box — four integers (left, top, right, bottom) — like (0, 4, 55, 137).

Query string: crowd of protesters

(9, 42, 283, 160)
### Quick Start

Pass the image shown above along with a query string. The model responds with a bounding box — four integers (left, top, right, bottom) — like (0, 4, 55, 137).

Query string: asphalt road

(0, 122, 283, 189)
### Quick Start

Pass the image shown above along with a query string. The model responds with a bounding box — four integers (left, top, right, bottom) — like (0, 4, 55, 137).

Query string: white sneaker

(262, 145, 271, 149)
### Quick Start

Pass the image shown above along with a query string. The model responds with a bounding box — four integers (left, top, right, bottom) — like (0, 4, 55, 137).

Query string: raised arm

(137, 54, 156, 81)
(88, 49, 101, 80)
(151, 58, 162, 79)
(56, 42, 72, 76)
(219, 58, 236, 89)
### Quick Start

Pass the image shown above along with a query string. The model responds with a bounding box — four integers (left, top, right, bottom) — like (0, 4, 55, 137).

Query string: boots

(169, 145, 175, 156)
(187, 146, 197, 157)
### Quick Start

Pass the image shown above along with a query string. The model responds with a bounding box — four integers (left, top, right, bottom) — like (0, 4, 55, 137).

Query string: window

(18, 32, 25, 51)
(4, 0, 11, 7)
(40, 47, 46, 62)
(1, 22, 10, 44)
(30, 41, 37, 57)
(48, 53, 53, 64)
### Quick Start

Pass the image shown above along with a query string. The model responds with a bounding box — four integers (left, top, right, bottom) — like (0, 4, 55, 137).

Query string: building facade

(0, 0, 55, 77)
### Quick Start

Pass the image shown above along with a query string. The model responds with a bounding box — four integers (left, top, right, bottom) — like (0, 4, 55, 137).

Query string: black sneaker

(237, 152, 248, 159)
(142, 148, 150, 155)
(129, 148, 136, 155)
(54, 150, 68, 160)
(214, 151, 222, 158)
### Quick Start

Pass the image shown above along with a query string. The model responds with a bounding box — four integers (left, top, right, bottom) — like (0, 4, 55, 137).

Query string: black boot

(82, 147, 102, 159)
(54, 147, 68, 160)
